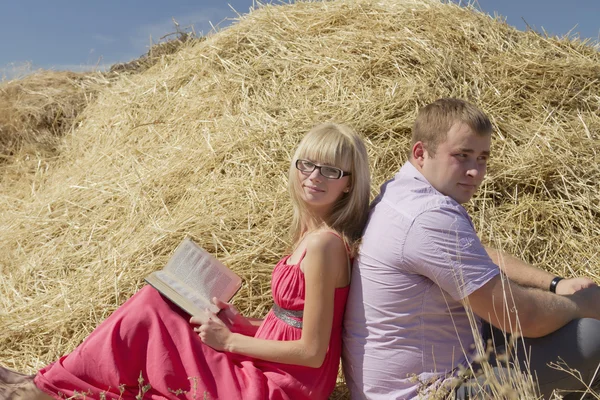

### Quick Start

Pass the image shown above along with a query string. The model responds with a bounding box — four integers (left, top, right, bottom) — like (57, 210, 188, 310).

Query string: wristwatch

(549, 276, 563, 293)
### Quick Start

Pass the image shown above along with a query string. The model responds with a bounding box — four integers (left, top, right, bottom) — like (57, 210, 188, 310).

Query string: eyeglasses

(295, 159, 351, 180)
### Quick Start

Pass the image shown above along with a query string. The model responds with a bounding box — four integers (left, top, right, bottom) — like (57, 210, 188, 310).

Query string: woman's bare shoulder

(304, 230, 347, 257)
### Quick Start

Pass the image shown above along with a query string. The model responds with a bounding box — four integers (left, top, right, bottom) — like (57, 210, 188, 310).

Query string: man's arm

(485, 246, 596, 295)
(467, 274, 600, 338)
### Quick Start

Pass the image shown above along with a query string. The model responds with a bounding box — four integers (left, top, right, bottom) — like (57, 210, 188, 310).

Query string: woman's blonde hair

(288, 123, 371, 254)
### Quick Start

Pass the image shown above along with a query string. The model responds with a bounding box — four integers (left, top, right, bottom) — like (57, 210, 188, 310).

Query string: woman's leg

(34, 286, 236, 399)
(35, 286, 192, 398)
(0, 367, 32, 384)
(0, 366, 53, 400)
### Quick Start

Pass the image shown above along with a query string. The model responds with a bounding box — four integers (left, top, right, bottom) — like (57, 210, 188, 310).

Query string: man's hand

(556, 277, 597, 295)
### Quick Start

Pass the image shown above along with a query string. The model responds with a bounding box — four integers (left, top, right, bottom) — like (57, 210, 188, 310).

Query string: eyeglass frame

(295, 159, 351, 180)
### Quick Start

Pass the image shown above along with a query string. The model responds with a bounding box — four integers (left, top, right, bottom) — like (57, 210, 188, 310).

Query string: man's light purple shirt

(342, 162, 499, 399)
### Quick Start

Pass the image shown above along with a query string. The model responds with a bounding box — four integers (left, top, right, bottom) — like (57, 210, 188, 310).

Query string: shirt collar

(399, 161, 468, 211)
(398, 161, 429, 185)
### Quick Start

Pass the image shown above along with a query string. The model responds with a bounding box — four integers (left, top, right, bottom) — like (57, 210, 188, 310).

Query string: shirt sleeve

(403, 204, 500, 301)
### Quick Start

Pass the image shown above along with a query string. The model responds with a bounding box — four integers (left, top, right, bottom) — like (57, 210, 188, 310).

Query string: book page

(149, 238, 242, 314)
(145, 273, 208, 316)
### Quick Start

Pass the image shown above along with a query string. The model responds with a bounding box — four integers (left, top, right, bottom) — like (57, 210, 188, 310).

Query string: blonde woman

(1, 123, 370, 400)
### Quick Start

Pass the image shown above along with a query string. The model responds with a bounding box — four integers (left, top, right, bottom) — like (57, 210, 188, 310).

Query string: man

(342, 98, 600, 399)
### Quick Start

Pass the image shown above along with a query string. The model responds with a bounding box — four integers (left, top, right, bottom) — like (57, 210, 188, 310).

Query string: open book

(145, 237, 242, 316)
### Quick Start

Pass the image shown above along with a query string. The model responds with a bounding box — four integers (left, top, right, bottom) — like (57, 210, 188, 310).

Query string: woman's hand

(213, 297, 245, 328)
(212, 297, 262, 336)
(190, 309, 233, 352)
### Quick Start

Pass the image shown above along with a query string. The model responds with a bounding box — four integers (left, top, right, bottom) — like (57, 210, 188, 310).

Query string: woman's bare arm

(191, 232, 347, 367)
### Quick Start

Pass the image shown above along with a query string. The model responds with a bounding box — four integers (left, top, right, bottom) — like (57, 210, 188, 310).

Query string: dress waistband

(272, 303, 303, 329)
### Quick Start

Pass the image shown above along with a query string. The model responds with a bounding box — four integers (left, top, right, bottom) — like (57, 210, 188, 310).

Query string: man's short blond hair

(412, 98, 492, 155)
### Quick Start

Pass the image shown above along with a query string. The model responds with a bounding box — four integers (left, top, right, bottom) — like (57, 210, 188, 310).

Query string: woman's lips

(304, 185, 324, 192)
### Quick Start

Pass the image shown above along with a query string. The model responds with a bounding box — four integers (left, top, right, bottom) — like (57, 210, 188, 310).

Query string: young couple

(2, 99, 599, 399)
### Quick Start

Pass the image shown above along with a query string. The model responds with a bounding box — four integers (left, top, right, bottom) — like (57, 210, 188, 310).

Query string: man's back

(342, 162, 498, 399)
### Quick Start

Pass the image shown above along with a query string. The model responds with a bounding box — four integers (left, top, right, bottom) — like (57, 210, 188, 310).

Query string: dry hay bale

(109, 32, 200, 74)
(0, 71, 108, 160)
(0, 71, 111, 233)
(0, 0, 598, 397)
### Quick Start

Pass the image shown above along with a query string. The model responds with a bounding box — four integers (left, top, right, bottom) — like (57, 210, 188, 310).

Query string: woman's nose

(308, 168, 322, 180)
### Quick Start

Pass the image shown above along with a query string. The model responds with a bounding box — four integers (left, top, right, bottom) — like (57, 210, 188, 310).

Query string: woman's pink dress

(34, 252, 350, 399)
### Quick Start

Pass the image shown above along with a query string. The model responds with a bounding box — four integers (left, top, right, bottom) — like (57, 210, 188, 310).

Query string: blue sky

(1, 0, 598, 80)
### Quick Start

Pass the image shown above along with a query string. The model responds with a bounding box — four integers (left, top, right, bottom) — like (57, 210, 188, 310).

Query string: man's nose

(466, 163, 485, 179)
(466, 168, 479, 177)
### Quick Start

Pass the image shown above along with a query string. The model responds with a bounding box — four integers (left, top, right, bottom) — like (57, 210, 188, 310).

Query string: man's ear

(412, 141, 426, 167)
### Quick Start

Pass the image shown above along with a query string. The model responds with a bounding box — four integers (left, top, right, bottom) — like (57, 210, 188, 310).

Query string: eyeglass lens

(296, 160, 343, 179)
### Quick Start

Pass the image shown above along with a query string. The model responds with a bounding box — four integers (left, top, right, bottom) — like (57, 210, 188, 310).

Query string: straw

(0, 0, 598, 398)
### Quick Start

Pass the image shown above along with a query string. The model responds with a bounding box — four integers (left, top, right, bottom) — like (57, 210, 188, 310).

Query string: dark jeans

(455, 319, 600, 399)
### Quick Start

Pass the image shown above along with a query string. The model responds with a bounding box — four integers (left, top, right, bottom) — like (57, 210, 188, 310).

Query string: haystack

(0, 0, 598, 397)
(0, 71, 106, 159)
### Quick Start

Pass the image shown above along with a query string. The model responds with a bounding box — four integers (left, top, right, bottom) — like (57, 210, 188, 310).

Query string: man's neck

(408, 157, 420, 172)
